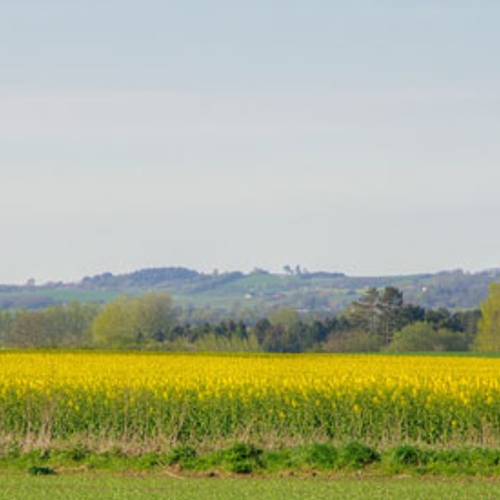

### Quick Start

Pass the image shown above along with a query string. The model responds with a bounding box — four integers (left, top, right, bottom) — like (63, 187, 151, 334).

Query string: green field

(1, 474, 500, 500)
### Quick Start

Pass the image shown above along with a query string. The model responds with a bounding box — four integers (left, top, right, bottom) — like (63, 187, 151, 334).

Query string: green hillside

(1, 267, 498, 313)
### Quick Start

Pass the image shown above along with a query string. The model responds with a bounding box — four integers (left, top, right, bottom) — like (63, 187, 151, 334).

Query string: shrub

(391, 444, 424, 466)
(305, 443, 338, 469)
(168, 446, 197, 467)
(224, 443, 263, 474)
(385, 322, 437, 352)
(341, 442, 380, 467)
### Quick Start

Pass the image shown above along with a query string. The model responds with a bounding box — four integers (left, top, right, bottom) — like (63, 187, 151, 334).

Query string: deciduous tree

(473, 281, 500, 352)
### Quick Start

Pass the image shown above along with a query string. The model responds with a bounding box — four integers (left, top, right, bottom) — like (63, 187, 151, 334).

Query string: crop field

(1, 352, 500, 449)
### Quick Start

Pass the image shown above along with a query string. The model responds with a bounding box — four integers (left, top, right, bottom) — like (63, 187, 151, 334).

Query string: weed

(391, 444, 424, 466)
(305, 443, 338, 469)
(341, 442, 380, 468)
(168, 446, 197, 467)
(224, 443, 263, 474)
(27, 465, 56, 476)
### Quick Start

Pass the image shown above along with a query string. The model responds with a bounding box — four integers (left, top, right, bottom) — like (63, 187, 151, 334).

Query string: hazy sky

(1, 1, 499, 283)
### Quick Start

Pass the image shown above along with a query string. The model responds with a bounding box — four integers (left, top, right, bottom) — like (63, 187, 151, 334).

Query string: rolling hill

(0, 267, 498, 313)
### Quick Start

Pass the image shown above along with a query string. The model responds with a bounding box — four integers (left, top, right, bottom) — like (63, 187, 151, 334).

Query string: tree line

(0, 284, 492, 352)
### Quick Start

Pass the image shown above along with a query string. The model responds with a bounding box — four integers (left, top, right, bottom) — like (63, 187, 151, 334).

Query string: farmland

(2, 352, 500, 449)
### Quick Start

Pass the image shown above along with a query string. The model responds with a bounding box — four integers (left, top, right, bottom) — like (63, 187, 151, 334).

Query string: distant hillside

(0, 267, 498, 313)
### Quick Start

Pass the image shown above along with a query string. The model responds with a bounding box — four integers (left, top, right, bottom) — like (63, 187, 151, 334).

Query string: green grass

(1, 474, 500, 500)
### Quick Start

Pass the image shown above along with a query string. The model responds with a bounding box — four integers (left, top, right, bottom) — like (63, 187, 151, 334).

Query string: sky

(1, 1, 499, 283)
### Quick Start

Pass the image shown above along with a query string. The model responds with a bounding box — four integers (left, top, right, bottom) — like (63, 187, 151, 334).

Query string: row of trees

(342, 286, 480, 352)
(0, 285, 490, 352)
(0, 302, 98, 348)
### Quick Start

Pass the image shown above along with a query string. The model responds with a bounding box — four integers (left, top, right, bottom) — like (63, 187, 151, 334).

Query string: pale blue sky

(1, 1, 499, 283)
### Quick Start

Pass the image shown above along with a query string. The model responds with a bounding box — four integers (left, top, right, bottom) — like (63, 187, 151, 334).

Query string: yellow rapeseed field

(1, 352, 499, 445)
